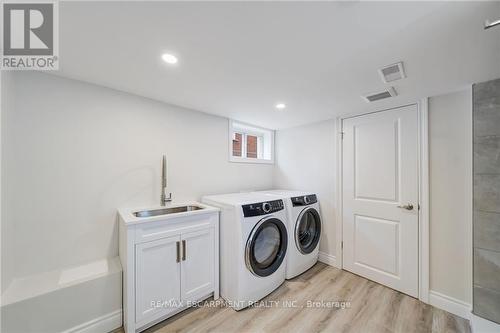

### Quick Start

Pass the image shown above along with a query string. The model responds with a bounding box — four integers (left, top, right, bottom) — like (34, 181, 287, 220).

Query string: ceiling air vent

(378, 62, 406, 83)
(362, 87, 397, 102)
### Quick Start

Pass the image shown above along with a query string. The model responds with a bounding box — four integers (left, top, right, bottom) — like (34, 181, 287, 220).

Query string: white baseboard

(318, 251, 338, 268)
(429, 290, 471, 320)
(471, 313, 500, 333)
(62, 309, 122, 333)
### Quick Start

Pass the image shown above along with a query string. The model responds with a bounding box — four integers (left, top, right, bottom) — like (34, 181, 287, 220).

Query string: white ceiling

(55, 1, 500, 129)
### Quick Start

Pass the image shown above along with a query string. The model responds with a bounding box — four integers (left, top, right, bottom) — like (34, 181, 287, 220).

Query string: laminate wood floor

(119, 263, 470, 333)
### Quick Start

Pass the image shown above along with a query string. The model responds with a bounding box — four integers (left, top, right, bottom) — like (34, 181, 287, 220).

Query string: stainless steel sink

(133, 205, 204, 218)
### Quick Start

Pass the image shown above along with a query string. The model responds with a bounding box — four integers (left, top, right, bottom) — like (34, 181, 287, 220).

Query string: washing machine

(202, 192, 288, 310)
(258, 190, 322, 279)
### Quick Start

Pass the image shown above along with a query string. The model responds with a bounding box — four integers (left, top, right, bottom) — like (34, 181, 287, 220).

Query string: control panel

(242, 199, 284, 217)
(291, 194, 317, 206)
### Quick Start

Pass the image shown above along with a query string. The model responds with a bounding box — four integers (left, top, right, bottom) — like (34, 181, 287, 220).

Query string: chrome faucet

(161, 155, 172, 206)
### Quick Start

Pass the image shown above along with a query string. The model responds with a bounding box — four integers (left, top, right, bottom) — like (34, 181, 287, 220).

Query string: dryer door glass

(295, 207, 321, 254)
(246, 218, 288, 277)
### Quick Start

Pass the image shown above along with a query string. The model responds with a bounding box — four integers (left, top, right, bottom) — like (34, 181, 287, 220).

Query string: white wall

(429, 89, 472, 303)
(1, 71, 473, 310)
(1, 71, 13, 293)
(274, 120, 337, 256)
(1, 72, 274, 285)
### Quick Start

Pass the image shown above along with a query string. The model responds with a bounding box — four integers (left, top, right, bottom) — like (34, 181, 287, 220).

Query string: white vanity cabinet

(135, 235, 181, 323)
(119, 204, 219, 333)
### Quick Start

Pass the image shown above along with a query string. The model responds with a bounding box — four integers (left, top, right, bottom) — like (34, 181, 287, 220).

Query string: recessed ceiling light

(161, 53, 178, 64)
(275, 103, 286, 110)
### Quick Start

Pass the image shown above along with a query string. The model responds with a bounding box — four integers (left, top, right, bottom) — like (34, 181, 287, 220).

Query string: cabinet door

(181, 228, 215, 302)
(135, 235, 181, 323)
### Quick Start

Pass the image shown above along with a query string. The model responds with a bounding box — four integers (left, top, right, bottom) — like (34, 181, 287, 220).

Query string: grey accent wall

(473, 78, 500, 324)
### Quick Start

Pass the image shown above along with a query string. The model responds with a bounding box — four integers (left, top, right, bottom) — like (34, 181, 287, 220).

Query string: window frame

(228, 120, 274, 164)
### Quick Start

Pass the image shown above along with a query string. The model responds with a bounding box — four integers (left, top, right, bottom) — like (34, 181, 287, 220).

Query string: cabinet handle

(182, 240, 186, 261)
(176, 241, 181, 263)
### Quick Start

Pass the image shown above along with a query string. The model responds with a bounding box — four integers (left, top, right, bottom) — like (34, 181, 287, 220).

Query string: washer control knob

(304, 196, 310, 204)
(262, 202, 271, 213)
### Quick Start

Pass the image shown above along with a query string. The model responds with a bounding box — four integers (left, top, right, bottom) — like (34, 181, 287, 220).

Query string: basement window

(229, 120, 274, 164)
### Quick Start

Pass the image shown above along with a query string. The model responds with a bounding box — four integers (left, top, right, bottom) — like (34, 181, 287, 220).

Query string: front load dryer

(202, 192, 288, 310)
(258, 190, 322, 279)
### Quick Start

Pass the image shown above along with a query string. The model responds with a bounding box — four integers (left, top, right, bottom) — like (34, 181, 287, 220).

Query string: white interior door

(342, 105, 418, 297)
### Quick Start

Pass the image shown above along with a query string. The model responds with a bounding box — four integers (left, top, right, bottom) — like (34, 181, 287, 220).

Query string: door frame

(335, 99, 429, 303)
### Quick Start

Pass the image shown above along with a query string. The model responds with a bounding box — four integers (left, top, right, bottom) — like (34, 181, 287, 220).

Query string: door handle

(182, 240, 186, 261)
(176, 241, 181, 263)
(397, 203, 414, 211)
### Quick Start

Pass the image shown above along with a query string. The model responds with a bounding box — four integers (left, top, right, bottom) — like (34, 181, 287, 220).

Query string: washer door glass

(295, 208, 321, 254)
(246, 218, 288, 277)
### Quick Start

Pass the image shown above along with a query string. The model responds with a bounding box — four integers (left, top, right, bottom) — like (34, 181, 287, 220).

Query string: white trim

(467, 86, 474, 309)
(318, 251, 337, 268)
(429, 290, 471, 320)
(471, 313, 500, 333)
(61, 309, 122, 333)
(335, 118, 343, 270)
(229, 157, 274, 164)
(418, 98, 430, 303)
(228, 119, 275, 164)
(335, 102, 430, 303)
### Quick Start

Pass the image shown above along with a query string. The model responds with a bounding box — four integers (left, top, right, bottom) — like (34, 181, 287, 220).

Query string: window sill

(229, 157, 274, 165)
